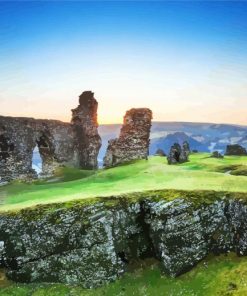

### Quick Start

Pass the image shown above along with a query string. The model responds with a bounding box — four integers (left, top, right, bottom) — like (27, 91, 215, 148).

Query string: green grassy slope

(1, 253, 247, 296)
(0, 153, 247, 211)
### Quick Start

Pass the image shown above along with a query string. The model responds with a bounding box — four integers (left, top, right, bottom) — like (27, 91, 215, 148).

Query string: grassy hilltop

(1, 153, 247, 295)
(0, 153, 247, 211)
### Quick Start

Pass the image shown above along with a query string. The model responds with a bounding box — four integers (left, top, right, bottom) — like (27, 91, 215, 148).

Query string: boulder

(211, 151, 224, 158)
(167, 141, 190, 164)
(225, 144, 247, 156)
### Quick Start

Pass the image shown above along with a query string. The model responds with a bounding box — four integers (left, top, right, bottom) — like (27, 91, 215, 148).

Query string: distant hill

(98, 122, 247, 165)
(150, 132, 204, 155)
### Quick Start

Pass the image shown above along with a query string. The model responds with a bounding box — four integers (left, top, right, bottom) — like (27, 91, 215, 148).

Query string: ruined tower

(104, 108, 152, 168)
(71, 91, 101, 169)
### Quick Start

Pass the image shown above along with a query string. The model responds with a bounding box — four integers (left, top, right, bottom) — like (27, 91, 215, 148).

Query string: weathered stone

(71, 91, 101, 169)
(167, 141, 190, 164)
(104, 108, 152, 167)
(211, 151, 224, 158)
(144, 197, 247, 276)
(0, 91, 101, 183)
(0, 200, 149, 287)
(182, 141, 190, 159)
(145, 199, 208, 276)
(225, 144, 247, 156)
(1, 192, 247, 286)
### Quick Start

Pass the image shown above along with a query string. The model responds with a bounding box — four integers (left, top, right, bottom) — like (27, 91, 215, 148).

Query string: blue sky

(0, 1, 247, 124)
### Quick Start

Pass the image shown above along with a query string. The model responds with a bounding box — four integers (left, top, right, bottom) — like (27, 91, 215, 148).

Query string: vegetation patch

(1, 189, 246, 219)
(34, 167, 97, 184)
(230, 166, 247, 176)
(0, 153, 247, 212)
(216, 164, 247, 176)
(1, 254, 247, 296)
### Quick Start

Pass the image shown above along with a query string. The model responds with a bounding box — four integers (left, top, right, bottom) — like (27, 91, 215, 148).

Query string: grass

(40, 167, 96, 183)
(1, 253, 247, 296)
(1, 154, 247, 295)
(0, 153, 247, 212)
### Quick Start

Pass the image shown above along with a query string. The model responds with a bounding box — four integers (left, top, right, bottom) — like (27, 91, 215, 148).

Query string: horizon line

(0, 113, 246, 128)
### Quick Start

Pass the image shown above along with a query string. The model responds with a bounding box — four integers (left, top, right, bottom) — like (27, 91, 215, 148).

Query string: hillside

(1, 154, 247, 295)
(1, 153, 247, 211)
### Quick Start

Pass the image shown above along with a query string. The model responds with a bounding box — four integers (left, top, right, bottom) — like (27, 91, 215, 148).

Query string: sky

(0, 1, 247, 125)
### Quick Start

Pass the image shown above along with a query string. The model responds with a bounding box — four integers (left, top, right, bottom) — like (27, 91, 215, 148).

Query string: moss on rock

(0, 189, 247, 288)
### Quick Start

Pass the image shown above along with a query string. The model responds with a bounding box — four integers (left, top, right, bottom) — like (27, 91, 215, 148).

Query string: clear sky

(0, 1, 247, 124)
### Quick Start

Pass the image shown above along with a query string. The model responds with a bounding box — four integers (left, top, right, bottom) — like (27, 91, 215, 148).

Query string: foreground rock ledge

(0, 190, 247, 288)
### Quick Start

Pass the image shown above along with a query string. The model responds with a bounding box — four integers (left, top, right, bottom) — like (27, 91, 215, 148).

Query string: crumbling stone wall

(104, 108, 152, 167)
(0, 91, 101, 183)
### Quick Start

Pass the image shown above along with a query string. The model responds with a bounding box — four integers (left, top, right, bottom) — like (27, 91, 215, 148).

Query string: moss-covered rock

(0, 199, 149, 288)
(0, 190, 247, 288)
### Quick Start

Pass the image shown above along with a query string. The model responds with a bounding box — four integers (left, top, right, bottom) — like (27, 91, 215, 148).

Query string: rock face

(225, 144, 247, 156)
(0, 91, 101, 183)
(1, 191, 247, 287)
(0, 199, 149, 288)
(104, 108, 152, 167)
(144, 198, 232, 276)
(71, 91, 101, 169)
(167, 141, 190, 164)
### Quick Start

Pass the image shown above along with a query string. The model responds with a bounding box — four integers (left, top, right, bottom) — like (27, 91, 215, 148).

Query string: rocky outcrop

(167, 141, 190, 164)
(0, 91, 101, 183)
(144, 198, 233, 276)
(0, 198, 149, 287)
(211, 151, 224, 158)
(104, 108, 152, 167)
(71, 91, 101, 169)
(1, 190, 247, 287)
(225, 144, 247, 156)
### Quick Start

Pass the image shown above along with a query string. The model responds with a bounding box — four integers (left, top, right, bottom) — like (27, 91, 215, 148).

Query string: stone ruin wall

(0, 91, 153, 182)
(71, 91, 101, 169)
(0, 91, 101, 183)
(104, 108, 152, 167)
